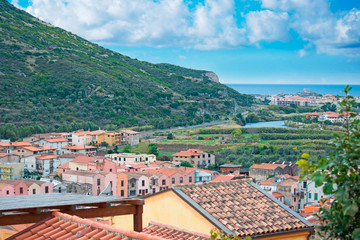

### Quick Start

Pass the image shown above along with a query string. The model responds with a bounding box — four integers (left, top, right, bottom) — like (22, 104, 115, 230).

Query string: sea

(226, 84, 360, 97)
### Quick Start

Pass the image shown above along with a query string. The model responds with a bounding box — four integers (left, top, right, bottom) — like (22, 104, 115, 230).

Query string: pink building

(0, 183, 15, 196)
(62, 170, 117, 196)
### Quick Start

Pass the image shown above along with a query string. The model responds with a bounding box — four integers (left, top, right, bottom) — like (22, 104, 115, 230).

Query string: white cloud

(19, 0, 247, 50)
(246, 10, 290, 43)
(10, 0, 360, 55)
(261, 0, 360, 55)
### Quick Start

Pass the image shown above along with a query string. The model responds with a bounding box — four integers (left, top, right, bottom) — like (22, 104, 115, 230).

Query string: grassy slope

(0, 1, 253, 130)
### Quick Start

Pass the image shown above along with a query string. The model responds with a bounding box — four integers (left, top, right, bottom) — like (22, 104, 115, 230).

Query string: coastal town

(0, 126, 331, 239)
(1, 0, 359, 239)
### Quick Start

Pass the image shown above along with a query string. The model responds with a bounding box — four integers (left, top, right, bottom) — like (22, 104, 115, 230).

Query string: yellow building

(96, 132, 121, 147)
(0, 163, 24, 180)
(113, 180, 313, 240)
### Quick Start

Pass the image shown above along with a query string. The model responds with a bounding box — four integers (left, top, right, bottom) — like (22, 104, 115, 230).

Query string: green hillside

(0, 0, 253, 134)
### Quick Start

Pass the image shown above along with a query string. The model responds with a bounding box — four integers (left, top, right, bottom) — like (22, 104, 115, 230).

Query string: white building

(70, 130, 93, 146)
(106, 153, 156, 165)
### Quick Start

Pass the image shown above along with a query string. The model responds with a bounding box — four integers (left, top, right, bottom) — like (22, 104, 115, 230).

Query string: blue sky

(10, 0, 360, 84)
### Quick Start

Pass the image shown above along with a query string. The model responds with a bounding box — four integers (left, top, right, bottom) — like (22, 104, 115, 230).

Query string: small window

(6, 190, 9, 195)
(146, 189, 148, 193)
(20, 187, 23, 194)
(303, 181, 307, 188)
(309, 193, 311, 199)
(121, 190, 124, 197)
(142, 180, 145, 186)
(139, 190, 141, 194)
(294, 197, 296, 202)
(152, 179, 156, 185)
(97, 179, 100, 186)
(45, 186, 49, 193)
(110, 169, 112, 172)
(315, 193, 318, 200)
(172, 178, 175, 184)
(180, 177, 183, 183)
(162, 180, 166, 186)
(121, 180, 124, 187)
(189, 176, 192, 183)
(33, 189, 36, 194)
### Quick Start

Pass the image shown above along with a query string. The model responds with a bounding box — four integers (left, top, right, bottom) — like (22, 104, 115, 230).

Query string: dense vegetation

(155, 126, 334, 168)
(0, 1, 253, 133)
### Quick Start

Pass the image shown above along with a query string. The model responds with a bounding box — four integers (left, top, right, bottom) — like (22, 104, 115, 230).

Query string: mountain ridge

(0, 0, 253, 133)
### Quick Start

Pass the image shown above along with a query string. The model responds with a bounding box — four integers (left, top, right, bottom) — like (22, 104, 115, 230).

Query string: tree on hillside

(148, 143, 159, 156)
(298, 86, 360, 240)
(231, 129, 242, 141)
(167, 133, 174, 139)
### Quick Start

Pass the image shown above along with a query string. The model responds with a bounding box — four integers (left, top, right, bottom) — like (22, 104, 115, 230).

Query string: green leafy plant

(210, 229, 251, 240)
(297, 85, 360, 240)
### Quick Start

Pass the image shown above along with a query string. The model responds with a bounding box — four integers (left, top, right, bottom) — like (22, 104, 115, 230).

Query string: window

(76, 167, 79, 171)
(6, 190, 9, 195)
(180, 177, 183, 183)
(110, 169, 112, 172)
(208, 160, 210, 163)
(294, 197, 296, 202)
(20, 187, 23, 194)
(97, 179, 100, 186)
(315, 193, 318, 200)
(33, 189, 36, 194)
(208, 154, 211, 157)
(303, 181, 307, 188)
(162, 180, 166, 186)
(121, 190, 124, 197)
(152, 179, 155, 185)
(131, 183, 135, 188)
(142, 180, 145, 186)
(139, 190, 141, 194)
(309, 193, 312, 199)
(121, 180, 124, 187)
(45, 186, 49, 193)
(172, 178, 175, 184)
(146, 189, 148, 193)
(189, 176, 192, 183)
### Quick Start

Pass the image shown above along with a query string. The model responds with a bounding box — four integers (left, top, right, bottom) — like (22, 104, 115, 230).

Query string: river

(243, 120, 291, 128)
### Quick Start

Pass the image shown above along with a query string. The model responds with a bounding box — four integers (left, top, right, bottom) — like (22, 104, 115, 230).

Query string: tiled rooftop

(44, 138, 67, 143)
(210, 175, 234, 182)
(176, 180, 310, 238)
(250, 163, 285, 170)
(143, 221, 210, 240)
(8, 211, 166, 240)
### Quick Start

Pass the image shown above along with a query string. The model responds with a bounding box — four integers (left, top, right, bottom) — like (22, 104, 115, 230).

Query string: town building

(107, 153, 156, 165)
(113, 180, 313, 239)
(172, 149, 215, 168)
(120, 130, 140, 146)
(38, 137, 68, 155)
(0, 162, 24, 180)
(61, 145, 97, 156)
(219, 164, 242, 174)
(249, 162, 294, 182)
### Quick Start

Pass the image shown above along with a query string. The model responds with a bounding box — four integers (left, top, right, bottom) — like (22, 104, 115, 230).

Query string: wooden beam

(0, 205, 137, 226)
(133, 205, 143, 232)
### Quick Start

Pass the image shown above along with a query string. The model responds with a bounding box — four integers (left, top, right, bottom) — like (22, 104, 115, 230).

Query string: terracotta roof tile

(175, 180, 311, 238)
(10, 212, 168, 240)
(44, 137, 68, 143)
(143, 221, 210, 240)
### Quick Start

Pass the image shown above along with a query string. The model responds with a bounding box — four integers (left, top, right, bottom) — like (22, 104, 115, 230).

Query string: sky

(9, 0, 360, 85)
